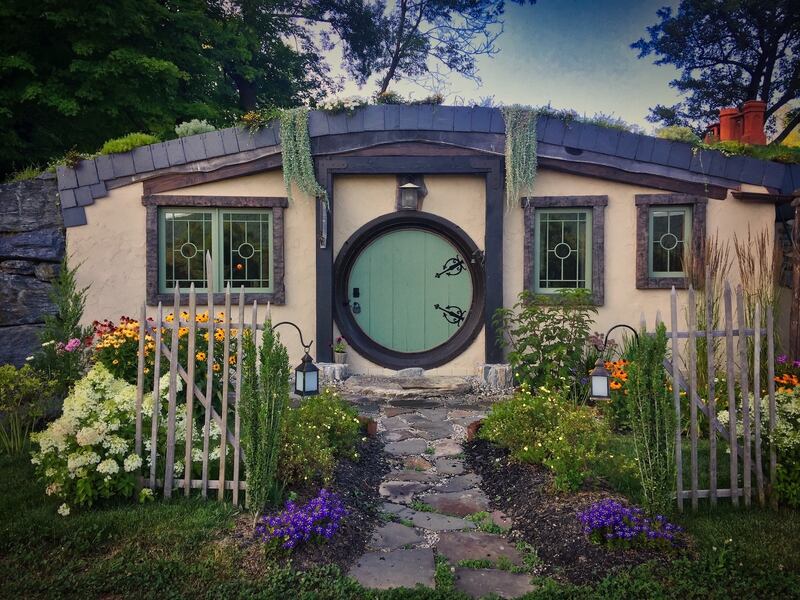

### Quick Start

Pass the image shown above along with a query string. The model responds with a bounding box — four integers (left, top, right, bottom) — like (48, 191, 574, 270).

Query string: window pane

(163, 210, 212, 290)
(536, 210, 589, 290)
(222, 211, 271, 289)
(649, 207, 690, 276)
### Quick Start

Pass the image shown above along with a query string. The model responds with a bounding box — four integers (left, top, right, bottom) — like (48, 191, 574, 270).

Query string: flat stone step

(349, 549, 435, 590)
(432, 439, 462, 457)
(419, 488, 490, 517)
(389, 470, 439, 483)
(383, 429, 417, 442)
(384, 438, 428, 456)
(379, 480, 431, 504)
(344, 375, 472, 398)
(369, 522, 424, 550)
(413, 423, 455, 441)
(454, 568, 536, 599)
(403, 456, 433, 470)
(436, 473, 481, 493)
(436, 532, 524, 566)
(409, 511, 476, 531)
(435, 457, 465, 475)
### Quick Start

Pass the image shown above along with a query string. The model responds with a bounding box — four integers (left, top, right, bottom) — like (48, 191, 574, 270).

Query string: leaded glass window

(533, 208, 592, 292)
(648, 206, 691, 277)
(158, 208, 273, 292)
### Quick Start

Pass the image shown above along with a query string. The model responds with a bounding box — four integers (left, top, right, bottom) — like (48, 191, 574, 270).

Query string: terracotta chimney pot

(741, 100, 767, 145)
(718, 107, 740, 142)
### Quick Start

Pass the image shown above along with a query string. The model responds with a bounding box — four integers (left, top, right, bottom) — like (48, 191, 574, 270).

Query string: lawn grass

(3, 451, 800, 599)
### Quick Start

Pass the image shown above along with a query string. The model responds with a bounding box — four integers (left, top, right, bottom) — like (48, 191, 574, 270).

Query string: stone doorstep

(453, 568, 536, 599)
(349, 549, 436, 590)
(436, 531, 524, 566)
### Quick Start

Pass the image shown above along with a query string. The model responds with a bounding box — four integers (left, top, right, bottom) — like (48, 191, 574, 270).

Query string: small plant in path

(410, 500, 435, 512)
(434, 555, 455, 591)
(466, 511, 506, 534)
(577, 499, 682, 548)
(256, 489, 346, 550)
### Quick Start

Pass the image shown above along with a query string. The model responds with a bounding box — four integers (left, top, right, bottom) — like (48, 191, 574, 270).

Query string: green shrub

(6, 165, 42, 182)
(98, 133, 160, 155)
(0, 365, 54, 455)
(279, 389, 361, 487)
(175, 119, 216, 137)
(479, 385, 608, 491)
(494, 289, 598, 401)
(32, 258, 92, 397)
(241, 324, 290, 515)
(626, 323, 675, 514)
(656, 125, 701, 144)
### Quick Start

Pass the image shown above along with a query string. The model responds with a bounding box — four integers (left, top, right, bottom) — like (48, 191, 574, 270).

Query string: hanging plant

(279, 107, 327, 204)
(502, 105, 539, 208)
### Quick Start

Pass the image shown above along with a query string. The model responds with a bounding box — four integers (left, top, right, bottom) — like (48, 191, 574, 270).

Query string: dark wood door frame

(314, 154, 504, 365)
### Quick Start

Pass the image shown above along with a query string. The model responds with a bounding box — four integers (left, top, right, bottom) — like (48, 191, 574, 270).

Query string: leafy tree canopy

(632, 0, 800, 143)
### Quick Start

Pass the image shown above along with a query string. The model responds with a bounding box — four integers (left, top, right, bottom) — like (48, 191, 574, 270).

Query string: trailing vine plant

(279, 107, 328, 205)
(502, 105, 539, 208)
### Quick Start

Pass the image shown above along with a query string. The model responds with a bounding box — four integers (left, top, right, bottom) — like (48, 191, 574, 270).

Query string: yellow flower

(212, 363, 221, 372)
(112, 359, 119, 365)
(196, 351, 207, 361)
(165, 313, 175, 323)
(143, 368, 150, 374)
(228, 356, 237, 365)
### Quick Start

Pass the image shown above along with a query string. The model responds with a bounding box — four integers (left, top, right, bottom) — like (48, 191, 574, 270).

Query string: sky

(335, 0, 683, 133)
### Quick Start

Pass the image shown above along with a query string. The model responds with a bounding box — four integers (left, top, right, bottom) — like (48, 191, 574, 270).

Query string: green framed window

(533, 208, 592, 292)
(158, 208, 273, 293)
(648, 206, 691, 278)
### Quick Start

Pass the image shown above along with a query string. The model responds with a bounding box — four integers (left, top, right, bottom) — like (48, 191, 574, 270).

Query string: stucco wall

(504, 172, 776, 336)
(332, 174, 486, 376)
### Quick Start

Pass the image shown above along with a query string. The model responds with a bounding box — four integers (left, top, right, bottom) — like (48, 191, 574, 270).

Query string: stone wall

(0, 176, 64, 366)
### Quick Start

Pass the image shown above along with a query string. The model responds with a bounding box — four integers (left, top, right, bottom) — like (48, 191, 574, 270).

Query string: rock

(0, 179, 61, 233)
(0, 273, 56, 326)
(390, 470, 438, 483)
(419, 489, 490, 517)
(369, 522, 423, 550)
(383, 429, 416, 443)
(388, 398, 439, 409)
(384, 438, 428, 456)
(0, 324, 43, 367)
(317, 362, 349, 382)
(385, 407, 414, 417)
(0, 260, 35, 275)
(412, 408, 450, 421)
(490, 510, 513, 530)
(344, 375, 471, 398)
(409, 511, 476, 531)
(381, 416, 410, 431)
(466, 420, 484, 442)
(349, 549, 435, 589)
(437, 532, 523, 566)
(480, 364, 514, 391)
(433, 439, 462, 457)
(34, 262, 59, 281)
(381, 502, 409, 515)
(379, 481, 430, 503)
(395, 367, 425, 377)
(435, 458, 465, 475)
(403, 456, 433, 471)
(454, 569, 536, 599)
(0, 228, 65, 261)
(436, 473, 481, 493)
(413, 422, 454, 441)
(358, 416, 378, 437)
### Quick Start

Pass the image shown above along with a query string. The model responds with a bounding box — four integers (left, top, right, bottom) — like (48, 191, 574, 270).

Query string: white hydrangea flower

(97, 458, 119, 475)
(76, 425, 103, 447)
(123, 454, 143, 472)
(57, 503, 70, 516)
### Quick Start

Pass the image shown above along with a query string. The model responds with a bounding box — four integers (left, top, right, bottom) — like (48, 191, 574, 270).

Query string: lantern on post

(271, 321, 319, 397)
(398, 182, 421, 211)
(587, 324, 639, 403)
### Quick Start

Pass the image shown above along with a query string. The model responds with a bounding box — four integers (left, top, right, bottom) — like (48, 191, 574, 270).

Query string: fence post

(163, 287, 180, 498)
(688, 286, 699, 510)
(767, 306, 777, 509)
(670, 287, 684, 512)
(135, 304, 146, 461)
(218, 285, 232, 500)
(232, 286, 245, 505)
(705, 271, 717, 506)
(736, 286, 752, 506)
(149, 302, 163, 490)
(201, 252, 215, 499)
(724, 283, 739, 505)
(753, 302, 765, 506)
(184, 284, 197, 496)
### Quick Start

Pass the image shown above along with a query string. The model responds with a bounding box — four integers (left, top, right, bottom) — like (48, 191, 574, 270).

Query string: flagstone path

(346, 397, 537, 599)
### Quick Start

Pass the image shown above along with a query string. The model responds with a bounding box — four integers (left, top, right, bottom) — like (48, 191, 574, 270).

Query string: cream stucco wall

(332, 174, 486, 376)
(504, 172, 776, 335)
(67, 166, 778, 374)
(66, 171, 317, 364)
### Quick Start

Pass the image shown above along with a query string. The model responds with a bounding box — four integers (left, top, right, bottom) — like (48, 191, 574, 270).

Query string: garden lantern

(294, 350, 319, 397)
(589, 357, 610, 401)
(398, 182, 421, 210)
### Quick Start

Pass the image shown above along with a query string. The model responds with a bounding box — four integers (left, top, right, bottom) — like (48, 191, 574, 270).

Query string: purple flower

(577, 499, 682, 548)
(793, 360, 800, 369)
(256, 489, 346, 550)
(777, 354, 787, 364)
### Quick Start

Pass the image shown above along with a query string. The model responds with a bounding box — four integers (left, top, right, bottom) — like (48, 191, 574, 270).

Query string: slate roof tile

(150, 143, 170, 169)
(111, 152, 136, 177)
(165, 139, 187, 166)
(132, 146, 155, 173)
(200, 131, 225, 158)
(363, 105, 386, 131)
(182, 136, 207, 162)
(220, 129, 239, 154)
(56, 166, 78, 190)
(75, 160, 99, 186)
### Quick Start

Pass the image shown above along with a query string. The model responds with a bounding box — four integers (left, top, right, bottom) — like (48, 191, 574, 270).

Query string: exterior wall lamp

(398, 182, 422, 211)
(271, 321, 319, 397)
(588, 324, 640, 402)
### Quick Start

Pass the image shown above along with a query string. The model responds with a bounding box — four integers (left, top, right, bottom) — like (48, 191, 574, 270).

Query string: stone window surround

(521, 195, 607, 306)
(635, 193, 707, 290)
(143, 194, 287, 306)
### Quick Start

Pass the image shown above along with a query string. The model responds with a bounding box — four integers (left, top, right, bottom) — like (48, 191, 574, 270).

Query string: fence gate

(134, 253, 257, 505)
(665, 277, 777, 511)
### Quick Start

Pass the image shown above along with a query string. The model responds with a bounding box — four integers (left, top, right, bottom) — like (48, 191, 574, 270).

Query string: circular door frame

(334, 212, 485, 370)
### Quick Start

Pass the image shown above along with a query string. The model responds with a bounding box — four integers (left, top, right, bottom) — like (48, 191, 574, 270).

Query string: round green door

(347, 228, 474, 353)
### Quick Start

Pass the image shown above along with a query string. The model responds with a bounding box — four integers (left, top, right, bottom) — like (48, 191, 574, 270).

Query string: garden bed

(465, 438, 668, 584)
(232, 436, 389, 574)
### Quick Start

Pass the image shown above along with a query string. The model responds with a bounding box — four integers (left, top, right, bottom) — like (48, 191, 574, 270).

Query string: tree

(632, 0, 800, 142)
(345, 0, 536, 95)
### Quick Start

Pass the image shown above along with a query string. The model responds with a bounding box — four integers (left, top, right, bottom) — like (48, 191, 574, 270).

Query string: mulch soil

(231, 437, 390, 574)
(465, 438, 669, 585)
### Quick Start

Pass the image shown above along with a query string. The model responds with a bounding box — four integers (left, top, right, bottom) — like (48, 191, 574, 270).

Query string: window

(144, 195, 287, 305)
(635, 194, 706, 289)
(159, 208, 273, 293)
(533, 209, 592, 292)
(648, 206, 691, 278)
(522, 195, 607, 304)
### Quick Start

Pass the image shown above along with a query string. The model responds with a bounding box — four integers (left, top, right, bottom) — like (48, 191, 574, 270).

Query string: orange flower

(610, 380, 622, 390)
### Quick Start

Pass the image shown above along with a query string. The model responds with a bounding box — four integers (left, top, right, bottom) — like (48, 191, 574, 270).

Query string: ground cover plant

(0, 364, 54, 455)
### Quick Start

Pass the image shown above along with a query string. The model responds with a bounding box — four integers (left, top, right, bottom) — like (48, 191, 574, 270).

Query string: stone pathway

(347, 397, 536, 599)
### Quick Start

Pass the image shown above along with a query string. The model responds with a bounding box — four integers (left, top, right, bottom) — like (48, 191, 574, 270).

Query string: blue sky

(337, 0, 682, 132)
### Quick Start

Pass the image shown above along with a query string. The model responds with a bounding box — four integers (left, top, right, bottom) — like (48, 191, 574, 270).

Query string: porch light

(398, 182, 421, 211)
(295, 351, 319, 397)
